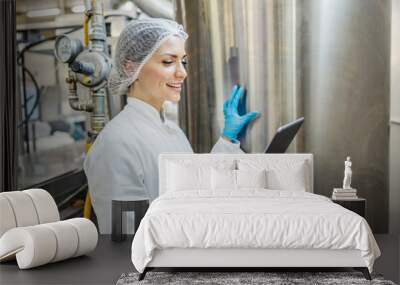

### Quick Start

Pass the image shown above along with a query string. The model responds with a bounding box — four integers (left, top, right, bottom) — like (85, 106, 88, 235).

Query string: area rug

(116, 271, 396, 285)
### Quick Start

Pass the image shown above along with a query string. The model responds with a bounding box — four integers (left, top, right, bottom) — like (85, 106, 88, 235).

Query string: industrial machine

(54, 0, 111, 219)
(54, 0, 110, 145)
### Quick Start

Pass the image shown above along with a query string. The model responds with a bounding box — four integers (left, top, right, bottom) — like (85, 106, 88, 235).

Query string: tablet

(264, 117, 304, 153)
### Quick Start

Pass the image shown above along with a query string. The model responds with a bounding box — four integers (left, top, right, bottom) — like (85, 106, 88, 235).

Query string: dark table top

(0, 235, 134, 285)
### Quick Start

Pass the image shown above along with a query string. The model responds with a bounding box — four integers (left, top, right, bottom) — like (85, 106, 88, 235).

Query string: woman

(84, 18, 258, 234)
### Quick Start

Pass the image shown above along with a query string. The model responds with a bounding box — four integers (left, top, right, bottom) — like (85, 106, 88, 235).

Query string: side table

(332, 197, 366, 218)
(112, 199, 149, 242)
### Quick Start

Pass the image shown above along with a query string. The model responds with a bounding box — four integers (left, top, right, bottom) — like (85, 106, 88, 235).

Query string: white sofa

(0, 189, 98, 269)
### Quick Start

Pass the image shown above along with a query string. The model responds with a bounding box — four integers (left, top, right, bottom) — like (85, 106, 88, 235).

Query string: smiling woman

(83, 18, 259, 234)
(107, 19, 188, 97)
(130, 36, 188, 111)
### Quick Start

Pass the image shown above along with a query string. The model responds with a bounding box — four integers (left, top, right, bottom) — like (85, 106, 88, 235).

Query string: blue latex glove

(222, 85, 258, 141)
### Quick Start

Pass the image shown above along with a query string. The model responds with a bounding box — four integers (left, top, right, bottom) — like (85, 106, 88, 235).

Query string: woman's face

(135, 36, 187, 104)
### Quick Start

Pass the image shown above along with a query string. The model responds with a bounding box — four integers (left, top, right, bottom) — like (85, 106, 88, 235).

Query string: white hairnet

(108, 18, 188, 96)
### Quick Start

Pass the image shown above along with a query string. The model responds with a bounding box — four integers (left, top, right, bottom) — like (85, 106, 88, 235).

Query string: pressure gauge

(54, 35, 83, 63)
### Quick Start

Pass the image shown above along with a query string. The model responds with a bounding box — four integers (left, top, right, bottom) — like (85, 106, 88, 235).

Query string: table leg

(112, 200, 123, 241)
(134, 200, 149, 233)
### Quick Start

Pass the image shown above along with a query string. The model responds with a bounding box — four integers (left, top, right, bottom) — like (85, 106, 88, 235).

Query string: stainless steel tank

(175, 0, 390, 232)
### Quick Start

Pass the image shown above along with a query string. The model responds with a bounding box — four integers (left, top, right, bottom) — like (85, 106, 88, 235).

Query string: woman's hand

(222, 85, 259, 141)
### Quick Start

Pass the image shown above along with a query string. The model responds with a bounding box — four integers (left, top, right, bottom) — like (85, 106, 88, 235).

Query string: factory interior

(0, 0, 399, 284)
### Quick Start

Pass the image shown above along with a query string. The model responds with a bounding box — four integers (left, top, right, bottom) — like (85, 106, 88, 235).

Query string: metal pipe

(90, 88, 106, 136)
(86, 0, 107, 138)
(105, 88, 116, 119)
(132, 0, 174, 19)
(83, 0, 94, 221)
(67, 72, 93, 112)
(84, 16, 90, 48)
(90, 0, 107, 52)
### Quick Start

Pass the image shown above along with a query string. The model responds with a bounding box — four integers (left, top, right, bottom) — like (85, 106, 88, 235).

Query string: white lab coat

(84, 97, 243, 234)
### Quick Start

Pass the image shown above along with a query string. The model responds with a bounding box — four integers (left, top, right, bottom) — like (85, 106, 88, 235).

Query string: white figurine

(342, 156, 352, 189)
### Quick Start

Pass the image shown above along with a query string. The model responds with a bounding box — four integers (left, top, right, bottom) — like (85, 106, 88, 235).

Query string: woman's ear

(123, 60, 137, 77)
